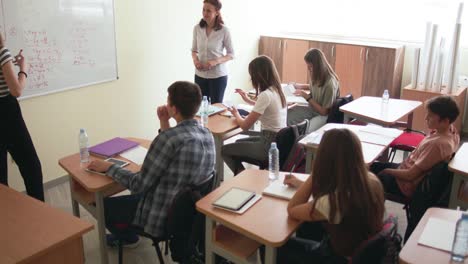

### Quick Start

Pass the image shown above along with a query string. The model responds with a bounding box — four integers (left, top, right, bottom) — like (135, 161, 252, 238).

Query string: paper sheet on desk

(120, 145, 148, 165)
(282, 84, 308, 105)
(418, 217, 456, 252)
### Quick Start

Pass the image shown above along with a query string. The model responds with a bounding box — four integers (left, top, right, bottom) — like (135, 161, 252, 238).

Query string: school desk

(197, 103, 242, 186)
(339, 96, 422, 129)
(197, 169, 308, 264)
(299, 123, 403, 172)
(399, 207, 467, 264)
(0, 185, 93, 264)
(449, 143, 468, 210)
(58, 137, 149, 264)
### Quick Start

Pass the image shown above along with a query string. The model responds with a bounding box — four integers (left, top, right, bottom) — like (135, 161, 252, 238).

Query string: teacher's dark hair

(167, 81, 202, 119)
(199, 0, 224, 31)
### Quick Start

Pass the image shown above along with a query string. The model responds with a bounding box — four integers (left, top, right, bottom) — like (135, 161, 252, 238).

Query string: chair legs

(118, 241, 123, 264)
(153, 240, 165, 264)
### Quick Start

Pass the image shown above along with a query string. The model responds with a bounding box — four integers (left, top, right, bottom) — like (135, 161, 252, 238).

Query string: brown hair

(426, 95, 460, 123)
(167, 81, 202, 118)
(311, 129, 384, 241)
(248, 55, 286, 108)
(304, 48, 339, 87)
(199, 0, 224, 31)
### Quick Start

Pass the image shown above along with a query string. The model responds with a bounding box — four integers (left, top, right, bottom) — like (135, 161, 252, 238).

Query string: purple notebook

(89, 137, 139, 157)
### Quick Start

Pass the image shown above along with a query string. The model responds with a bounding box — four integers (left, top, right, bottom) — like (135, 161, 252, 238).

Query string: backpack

(277, 120, 309, 173)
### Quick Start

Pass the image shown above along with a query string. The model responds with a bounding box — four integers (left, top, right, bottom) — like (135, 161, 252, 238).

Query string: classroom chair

(387, 128, 426, 162)
(239, 119, 309, 172)
(385, 160, 453, 242)
(115, 173, 215, 264)
(326, 93, 354, 124)
(350, 215, 402, 264)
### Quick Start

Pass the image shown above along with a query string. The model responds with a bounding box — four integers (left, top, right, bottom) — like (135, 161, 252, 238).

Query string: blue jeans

(194, 75, 228, 104)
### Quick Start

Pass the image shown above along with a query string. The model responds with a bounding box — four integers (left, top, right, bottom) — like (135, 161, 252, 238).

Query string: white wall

(8, 0, 261, 191)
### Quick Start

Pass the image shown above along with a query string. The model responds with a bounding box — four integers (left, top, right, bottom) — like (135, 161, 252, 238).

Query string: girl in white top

(192, 0, 234, 104)
(222, 55, 287, 175)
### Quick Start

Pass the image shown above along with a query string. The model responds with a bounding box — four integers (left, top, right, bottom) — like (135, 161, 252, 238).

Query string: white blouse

(192, 24, 234, 79)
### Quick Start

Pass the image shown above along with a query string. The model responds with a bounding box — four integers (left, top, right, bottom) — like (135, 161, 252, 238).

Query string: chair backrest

(405, 160, 453, 241)
(326, 94, 354, 123)
(351, 215, 402, 264)
(165, 172, 215, 262)
(275, 119, 309, 170)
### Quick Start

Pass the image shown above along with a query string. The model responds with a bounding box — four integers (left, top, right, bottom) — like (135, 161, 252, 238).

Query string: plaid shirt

(107, 119, 215, 237)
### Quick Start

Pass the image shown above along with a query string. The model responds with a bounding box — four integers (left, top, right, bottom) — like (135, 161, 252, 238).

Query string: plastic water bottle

(268, 142, 279, 181)
(201, 96, 209, 127)
(451, 213, 468, 262)
(78, 128, 90, 164)
(382, 89, 390, 103)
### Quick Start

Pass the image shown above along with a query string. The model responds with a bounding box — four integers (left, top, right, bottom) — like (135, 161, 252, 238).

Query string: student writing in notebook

(222, 55, 287, 175)
(277, 129, 385, 263)
(87, 81, 216, 247)
(287, 48, 340, 132)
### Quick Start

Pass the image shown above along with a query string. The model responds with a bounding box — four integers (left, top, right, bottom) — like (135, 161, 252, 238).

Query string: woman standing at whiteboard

(0, 36, 44, 201)
(192, 0, 234, 104)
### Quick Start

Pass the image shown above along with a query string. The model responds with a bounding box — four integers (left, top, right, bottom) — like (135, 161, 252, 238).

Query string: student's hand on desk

(227, 106, 239, 116)
(88, 160, 113, 173)
(157, 105, 170, 122)
(294, 90, 309, 98)
(283, 174, 303, 188)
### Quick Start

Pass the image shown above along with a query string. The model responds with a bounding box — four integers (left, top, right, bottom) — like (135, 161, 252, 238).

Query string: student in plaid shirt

(88, 81, 215, 247)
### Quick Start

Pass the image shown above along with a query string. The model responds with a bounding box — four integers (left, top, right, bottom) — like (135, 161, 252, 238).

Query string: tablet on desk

(85, 158, 129, 175)
(212, 187, 256, 211)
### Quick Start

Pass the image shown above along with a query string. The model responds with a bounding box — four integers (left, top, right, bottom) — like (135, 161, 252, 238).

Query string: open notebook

(282, 83, 308, 105)
(263, 180, 297, 200)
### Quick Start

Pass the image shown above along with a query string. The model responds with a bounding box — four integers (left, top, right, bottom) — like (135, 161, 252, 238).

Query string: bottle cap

(271, 142, 277, 148)
(80, 128, 85, 133)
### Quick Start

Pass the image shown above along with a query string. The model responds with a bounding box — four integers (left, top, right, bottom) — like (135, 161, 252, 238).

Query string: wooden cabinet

(259, 36, 405, 99)
(258, 37, 309, 83)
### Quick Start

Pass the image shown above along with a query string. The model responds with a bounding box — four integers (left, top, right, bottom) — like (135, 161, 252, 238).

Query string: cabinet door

(362, 47, 397, 97)
(259, 36, 284, 77)
(334, 44, 365, 98)
(309, 41, 336, 68)
(281, 39, 309, 83)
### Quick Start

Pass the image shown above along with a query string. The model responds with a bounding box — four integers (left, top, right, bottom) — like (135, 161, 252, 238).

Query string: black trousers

(0, 95, 44, 201)
(194, 75, 228, 104)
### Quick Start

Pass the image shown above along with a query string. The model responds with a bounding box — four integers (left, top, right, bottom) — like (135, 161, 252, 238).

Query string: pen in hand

(284, 164, 296, 185)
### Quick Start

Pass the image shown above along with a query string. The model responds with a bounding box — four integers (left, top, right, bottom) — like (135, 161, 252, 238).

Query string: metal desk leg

(95, 191, 109, 264)
(449, 173, 463, 209)
(305, 149, 313, 173)
(407, 112, 414, 129)
(265, 245, 277, 264)
(343, 113, 350, 124)
(205, 217, 215, 264)
(68, 177, 80, 217)
(214, 135, 224, 187)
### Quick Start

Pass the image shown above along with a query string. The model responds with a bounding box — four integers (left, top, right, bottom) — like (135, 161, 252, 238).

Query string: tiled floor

(44, 137, 409, 263)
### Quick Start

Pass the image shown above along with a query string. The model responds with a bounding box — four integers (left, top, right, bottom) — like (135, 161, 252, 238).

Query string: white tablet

(212, 187, 256, 211)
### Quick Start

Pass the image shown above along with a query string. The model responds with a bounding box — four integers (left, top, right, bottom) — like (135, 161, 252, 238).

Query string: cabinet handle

(279, 40, 282, 50)
(360, 48, 364, 62)
(283, 40, 287, 50)
(331, 45, 335, 57)
(365, 49, 369, 61)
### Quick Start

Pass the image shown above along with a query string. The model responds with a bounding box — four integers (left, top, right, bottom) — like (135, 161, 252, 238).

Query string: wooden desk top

(449, 143, 468, 177)
(399, 207, 466, 264)
(58, 137, 151, 192)
(196, 169, 307, 247)
(0, 185, 93, 264)
(197, 103, 241, 136)
(299, 123, 402, 164)
(339, 96, 422, 125)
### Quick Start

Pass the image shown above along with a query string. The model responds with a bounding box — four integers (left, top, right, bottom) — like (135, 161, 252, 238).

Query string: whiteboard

(0, 0, 118, 99)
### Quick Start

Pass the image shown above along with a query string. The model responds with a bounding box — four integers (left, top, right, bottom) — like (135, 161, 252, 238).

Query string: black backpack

(276, 120, 309, 173)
